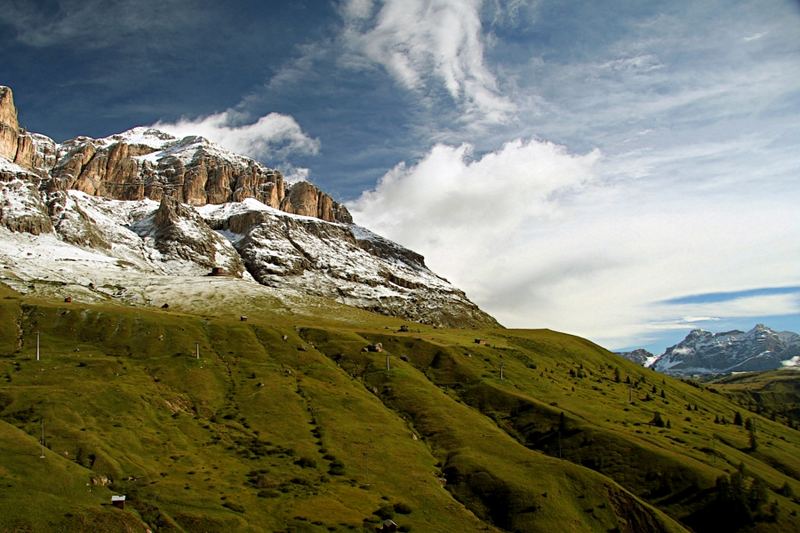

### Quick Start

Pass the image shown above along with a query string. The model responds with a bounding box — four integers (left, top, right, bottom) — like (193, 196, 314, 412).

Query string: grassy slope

(710, 370, 800, 426)
(0, 283, 798, 532)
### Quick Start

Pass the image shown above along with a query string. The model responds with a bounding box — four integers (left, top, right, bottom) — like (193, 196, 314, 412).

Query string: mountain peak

(649, 324, 800, 375)
(0, 86, 497, 328)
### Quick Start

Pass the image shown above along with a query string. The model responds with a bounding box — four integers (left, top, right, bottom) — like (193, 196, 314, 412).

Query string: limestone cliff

(0, 86, 498, 328)
(0, 87, 58, 175)
(0, 85, 350, 224)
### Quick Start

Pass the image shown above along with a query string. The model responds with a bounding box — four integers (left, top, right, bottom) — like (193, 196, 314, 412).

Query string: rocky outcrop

(131, 195, 246, 277)
(48, 129, 351, 223)
(201, 201, 498, 328)
(0, 160, 53, 235)
(616, 348, 654, 366)
(1, 85, 350, 224)
(0, 86, 58, 176)
(281, 181, 353, 223)
(0, 86, 20, 161)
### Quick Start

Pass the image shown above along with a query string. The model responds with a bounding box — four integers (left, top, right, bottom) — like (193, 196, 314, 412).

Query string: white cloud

(349, 137, 800, 351)
(340, 0, 515, 124)
(349, 138, 599, 242)
(743, 31, 768, 42)
(152, 110, 320, 161)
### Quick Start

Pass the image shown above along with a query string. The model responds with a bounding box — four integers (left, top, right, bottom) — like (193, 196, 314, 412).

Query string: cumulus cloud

(152, 110, 320, 161)
(348, 137, 599, 308)
(339, 0, 515, 123)
(349, 138, 800, 350)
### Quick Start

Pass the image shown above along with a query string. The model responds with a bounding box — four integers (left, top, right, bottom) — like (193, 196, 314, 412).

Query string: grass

(0, 282, 798, 531)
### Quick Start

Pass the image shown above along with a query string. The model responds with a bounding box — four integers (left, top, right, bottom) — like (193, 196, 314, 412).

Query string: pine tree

(651, 411, 665, 428)
(749, 429, 758, 451)
(614, 367, 621, 383)
(734, 411, 743, 426)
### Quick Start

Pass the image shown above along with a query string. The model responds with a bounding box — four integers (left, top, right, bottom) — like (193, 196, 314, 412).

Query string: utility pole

(195, 342, 200, 360)
(36, 331, 40, 361)
(500, 362, 505, 381)
(711, 434, 716, 465)
(557, 428, 562, 459)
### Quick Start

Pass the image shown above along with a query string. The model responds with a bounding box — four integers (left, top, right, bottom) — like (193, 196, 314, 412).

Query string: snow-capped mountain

(0, 85, 497, 327)
(647, 325, 800, 375)
(615, 348, 655, 366)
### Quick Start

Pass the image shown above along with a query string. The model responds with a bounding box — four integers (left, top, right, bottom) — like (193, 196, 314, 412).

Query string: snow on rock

(0, 186, 496, 327)
(649, 325, 800, 376)
(0, 157, 53, 235)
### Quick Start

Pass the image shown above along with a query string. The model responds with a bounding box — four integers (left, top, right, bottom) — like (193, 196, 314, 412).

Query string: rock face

(648, 325, 800, 375)
(47, 129, 351, 223)
(0, 86, 19, 161)
(616, 348, 654, 366)
(200, 201, 494, 327)
(0, 86, 349, 224)
(0, 85, 497, 328)
(0, 87, 58, 175)
(131, 195, 246, 277)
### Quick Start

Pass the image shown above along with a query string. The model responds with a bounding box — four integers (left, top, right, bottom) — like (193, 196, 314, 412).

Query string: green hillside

(709, 370, 800, 428)
(1, 282, 798, 532)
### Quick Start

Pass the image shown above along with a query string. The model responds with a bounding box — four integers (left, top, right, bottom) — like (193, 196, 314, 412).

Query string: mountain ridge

(624, 324, 800, 376)
(0, 85, 497, 328)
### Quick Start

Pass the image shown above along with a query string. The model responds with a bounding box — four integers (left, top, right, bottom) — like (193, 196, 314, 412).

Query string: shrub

(329, 460, 346, 476)
(294, 457, 317, 468)
(393, 502, 413, 514)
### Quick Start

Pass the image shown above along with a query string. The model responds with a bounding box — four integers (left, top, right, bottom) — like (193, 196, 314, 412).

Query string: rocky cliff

(0, 86, 349, 223)
(0, 85, 497, 328)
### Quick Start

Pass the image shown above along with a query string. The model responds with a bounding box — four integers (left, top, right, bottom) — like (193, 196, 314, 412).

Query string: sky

(2, 0, 799, 354)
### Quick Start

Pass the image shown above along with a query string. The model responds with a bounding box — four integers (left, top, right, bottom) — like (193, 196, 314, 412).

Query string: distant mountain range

(618, 324, 800, 376)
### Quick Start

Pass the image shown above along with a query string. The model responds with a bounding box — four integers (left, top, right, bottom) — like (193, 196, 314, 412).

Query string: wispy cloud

(0, 0, 205, 49)
(338, 0, 515, 124)
(743, 31, 768, 42)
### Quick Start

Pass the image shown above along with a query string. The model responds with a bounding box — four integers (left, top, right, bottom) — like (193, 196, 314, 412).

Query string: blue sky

(2, 0, 799, 354)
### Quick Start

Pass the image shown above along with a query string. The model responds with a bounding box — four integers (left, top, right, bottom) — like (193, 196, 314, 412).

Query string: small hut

(208, 267, 228, 276)
(111, 495, 126, 509)
(64, 296, 72, 303)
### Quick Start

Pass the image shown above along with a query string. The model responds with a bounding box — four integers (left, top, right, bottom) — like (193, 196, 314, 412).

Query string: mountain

(616, 348, 655, 366)
(648, 325, 800, 376)
(4, 86, 800, 532)
(0, 86, 496, 328)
